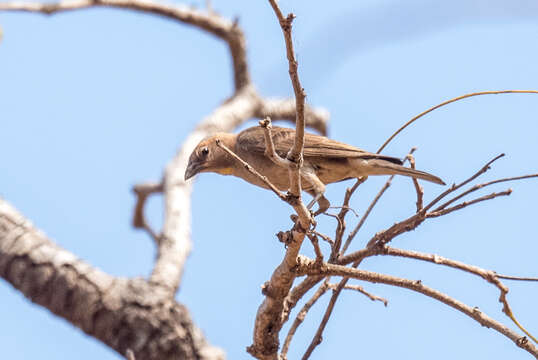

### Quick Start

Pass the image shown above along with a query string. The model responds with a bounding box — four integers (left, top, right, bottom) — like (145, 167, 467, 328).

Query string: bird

(184, 126, 445, 214)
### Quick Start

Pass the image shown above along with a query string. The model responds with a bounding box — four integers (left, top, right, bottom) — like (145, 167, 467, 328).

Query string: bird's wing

(236, 126, 403, 164)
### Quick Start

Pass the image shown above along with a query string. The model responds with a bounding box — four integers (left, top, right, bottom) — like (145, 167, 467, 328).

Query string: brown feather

(236, 126, 403, 165)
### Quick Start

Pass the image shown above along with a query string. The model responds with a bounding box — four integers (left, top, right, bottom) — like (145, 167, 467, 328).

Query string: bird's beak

(184, 161, 203, 181)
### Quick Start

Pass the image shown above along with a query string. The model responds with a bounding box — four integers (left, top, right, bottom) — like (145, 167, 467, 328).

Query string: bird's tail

(366, 160, 446, 185)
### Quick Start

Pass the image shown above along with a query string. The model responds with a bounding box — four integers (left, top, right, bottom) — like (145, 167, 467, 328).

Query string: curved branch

(377, 90, 538, 153)
(154, 86, 261, 293)
(0, 0, 250, 90)
(0, 199, 224, 360)
(297, 260, 538, 358)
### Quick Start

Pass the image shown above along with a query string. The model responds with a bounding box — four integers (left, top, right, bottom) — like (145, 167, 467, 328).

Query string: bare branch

(281, 280, 330, 359)
(361, 154, 509, 249)
(381, 247, 537, 344)
(0, 199, 224, 360)
(215, 138, 288, 202)
(132, 181, 163, 242)
(0, 0, 251, 90)
(377, 90, 538, 154)
(306, 233, 324, 263)
(154, 87, 260, 294)
(331, 178, 366, 259)
(296, 260, 538, 358)
(267, 0, 306, 166)
(327, 283, 388, 306)
(256, 98, 329, 136)
(423, 153, 506, 212)
(433, 174, 538, 212)
(496, 274, 538, 282)
(281, 276, 324, 325)
(406, 153, 424, 212)
(341, 176, 392, 254)
(427, 189, 512, 218)
(259, 117, 295, 168)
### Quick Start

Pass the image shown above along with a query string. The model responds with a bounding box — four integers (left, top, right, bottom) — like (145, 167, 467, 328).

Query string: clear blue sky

(1, 0, 538, 359)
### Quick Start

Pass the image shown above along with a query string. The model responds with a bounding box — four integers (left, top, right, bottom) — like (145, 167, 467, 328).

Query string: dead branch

(280, 280, 330, 360)
(215, 138, 288, 202)
(132, 181, 163, 241)
(295, 259, 538, 358)
(432, 174, 538, 212)
(0, 2, 330, 360)
(0, 199, 225, 360)
(267, 0, 306, 166)
(326, 283, 388, 306)
(0, 0, 251, 90)
(427, 189, 512, 218)
(331, 178, 365, 260)
(406, 152, 424, 212)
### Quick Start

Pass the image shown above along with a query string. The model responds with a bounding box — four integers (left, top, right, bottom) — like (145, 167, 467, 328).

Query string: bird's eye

(201, 147, 209, 156)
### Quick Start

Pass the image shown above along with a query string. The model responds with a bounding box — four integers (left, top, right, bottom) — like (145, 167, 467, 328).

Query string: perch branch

(267, 0, 306, 166)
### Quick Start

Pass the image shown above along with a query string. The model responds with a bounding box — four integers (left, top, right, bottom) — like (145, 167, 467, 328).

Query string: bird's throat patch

(216, 167, 234, 176)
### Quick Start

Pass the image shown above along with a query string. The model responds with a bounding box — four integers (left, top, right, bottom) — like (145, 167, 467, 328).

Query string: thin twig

(377, 90, 538, 153)
(427, 189, 512, 218)
(406, 153, 424, 212)
(327, 283, 388, 306)
(341, 178, 392, 255)
(259, 117, 295, 168)
(282, 276, 325, 325)
(351, 153, 507, 249)
(267, 0, 306, 166)
(496, 274, 538, 282)
(311, 230, 334, 246)
(295, 259, 538, 357)
(215, 139, 288, 202)
(344, 148, 415, 252)
(302, 275, 349, 359)
(307, 233, 324, 263)
(423, 153, 506, 212)
(332, 178, 366, 260)
(381, 246, 538, 344)
(433, 174, 538, 212)
(281, 280, 331, 359)
(302, 256, 367, 360)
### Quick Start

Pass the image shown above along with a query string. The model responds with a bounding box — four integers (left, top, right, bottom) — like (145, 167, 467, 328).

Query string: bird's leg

(302, 169, 330, 216)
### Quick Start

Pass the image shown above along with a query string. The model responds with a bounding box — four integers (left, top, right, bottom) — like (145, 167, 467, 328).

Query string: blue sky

(1, 0, 538, 359)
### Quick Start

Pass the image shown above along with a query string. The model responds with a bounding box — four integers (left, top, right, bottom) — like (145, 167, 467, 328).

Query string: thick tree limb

(0, 2, 330, 360)
(0, 199, 224, 360)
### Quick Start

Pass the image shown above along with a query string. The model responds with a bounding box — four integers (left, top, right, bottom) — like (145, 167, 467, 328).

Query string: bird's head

(184, 134, 235, 181)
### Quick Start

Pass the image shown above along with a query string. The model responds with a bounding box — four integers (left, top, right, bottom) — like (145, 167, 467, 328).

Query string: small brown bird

(185, 126, 445, 213)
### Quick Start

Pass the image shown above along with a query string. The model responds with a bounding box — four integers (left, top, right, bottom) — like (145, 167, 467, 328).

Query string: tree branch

(0, 199, 224, 360)
(296, 259, 538, 358)
(377, 90, 538, 154)
(0, 0, 251, 90)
